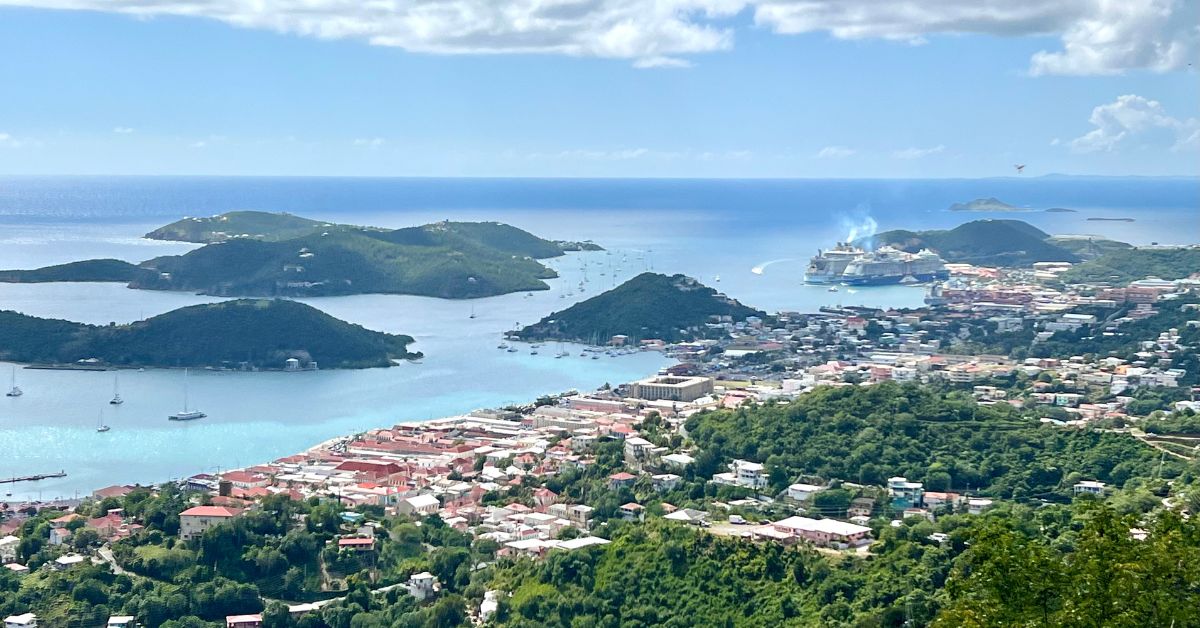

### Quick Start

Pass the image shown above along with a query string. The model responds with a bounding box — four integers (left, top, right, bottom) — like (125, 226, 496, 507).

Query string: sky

(0, 1, 1197, 178)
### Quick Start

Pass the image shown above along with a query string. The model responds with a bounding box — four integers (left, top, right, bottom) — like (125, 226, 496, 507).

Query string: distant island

(0, 299, 418, 369)
(1087, 217, 1136, 222)
(0, 212, 603, 299)
(866, 219, 1084, 266)
(515, 272, 765, 343)
(948, 197, 1028, 212)
(1044, 207, 1078, 213)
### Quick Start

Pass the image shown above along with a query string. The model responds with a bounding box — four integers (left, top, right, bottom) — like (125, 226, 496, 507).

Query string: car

(729, 515, 746, 525)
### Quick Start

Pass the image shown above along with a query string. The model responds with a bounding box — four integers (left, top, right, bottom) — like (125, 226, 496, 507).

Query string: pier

(0, 471, 67, 484)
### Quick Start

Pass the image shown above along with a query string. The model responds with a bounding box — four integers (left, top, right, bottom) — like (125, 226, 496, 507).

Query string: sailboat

(5, 367, 21, 397)
(469, 304, 476, 319)
(109, 372, 124, 405)
(96, 410, 110, 433)
(168, 368, 206, 421)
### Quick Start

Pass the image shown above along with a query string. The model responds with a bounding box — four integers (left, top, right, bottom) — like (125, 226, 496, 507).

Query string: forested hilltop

(864, 219, 1084, 266)
(516, 272, 765, 343)
(0, 299, 417, 369)
(0, 213, 602, 299)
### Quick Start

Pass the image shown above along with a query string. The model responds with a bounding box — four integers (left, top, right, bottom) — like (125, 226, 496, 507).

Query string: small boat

(6, 367, 21, 397)
(469, 305, 476, 319)
(497, 343, 509, 350)
(507, 348, 518, 353)
(828, 286, 839, 292)
(109, 372, 123, 405)
(530, 350, 539, 355)
(591, 355, 600, 360)
(714, 275, 721, 282)
(96, 411, 110, 433)
(168, 368, 206, 421)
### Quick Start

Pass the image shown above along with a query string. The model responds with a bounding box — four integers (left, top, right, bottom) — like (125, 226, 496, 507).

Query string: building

(407, 572, 438, 601)
(786, 483, 825, 502)
(397, 494, 440, 516)
(0, 536, 19, 564)
(887, 477, 924, 510)
(4, 614, 37, 628)
(770, 516, 872, 548)
(664, 508, 710, 526)
(713, 459, 768, 489)
(1073, 480, 1107, 496)
(106, 617, 137, 628)
(629, 376, 714, 402)
(179, 506, 241, 541)
(225, 615, 262, 628)
(336, 537, 376, 552)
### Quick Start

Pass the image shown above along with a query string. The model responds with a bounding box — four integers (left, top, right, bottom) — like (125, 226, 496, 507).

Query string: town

(3, 254, 1198, 626)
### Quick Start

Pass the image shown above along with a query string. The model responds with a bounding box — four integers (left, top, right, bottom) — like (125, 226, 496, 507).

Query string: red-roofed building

(220, 471, 270, 489)
(337, 537, 376, 552)
(92, 485, 136, 500)
(608, 472, 637, 490)
(180, 506, 242, 541)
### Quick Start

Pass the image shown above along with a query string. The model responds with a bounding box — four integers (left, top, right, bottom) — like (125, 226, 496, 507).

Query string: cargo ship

(840, 247, 949, 285)
(804, 243, 866, 284)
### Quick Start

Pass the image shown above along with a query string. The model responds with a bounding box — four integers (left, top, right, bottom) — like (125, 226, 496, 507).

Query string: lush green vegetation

(868, 220, 1080, 266)
(11, 214, 596, 298)
(685, 382, 1181, 499)
(0, 299, 416, 368)
(1059, 246, 1200, 284)
(947, 197, 1022, 212)
(0, 259, 153, 283)
(516, 272, 765, 343)
(1046, 235, 1132, 260)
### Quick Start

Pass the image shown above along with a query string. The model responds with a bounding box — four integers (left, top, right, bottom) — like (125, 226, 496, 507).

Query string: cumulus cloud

(816, 145, 855, 158)
(112, 126, 135, 134)
(353, 137, 386, 148)
(0, 132, 32, 148)
(892, 144, 945, 159)
(4, 0, 1192, 73)
(1070, 94, 1200, 153)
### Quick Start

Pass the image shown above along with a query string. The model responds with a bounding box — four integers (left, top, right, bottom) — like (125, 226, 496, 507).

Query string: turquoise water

(0, 176, 1196, 499)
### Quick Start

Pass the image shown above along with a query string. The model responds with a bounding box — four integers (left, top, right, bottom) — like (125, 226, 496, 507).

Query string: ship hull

(841, 270, 949, 286)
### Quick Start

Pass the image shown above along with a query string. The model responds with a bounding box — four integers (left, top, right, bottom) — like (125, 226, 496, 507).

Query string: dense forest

(0, 299, 417, 369)
(517, 272, 765, 343)
(0, 259, 152, 283)
(865, 220, 1081, 267)
(684, 382, 1181, 499)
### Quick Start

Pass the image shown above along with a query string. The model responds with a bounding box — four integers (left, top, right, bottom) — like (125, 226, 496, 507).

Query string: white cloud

(1070, 94, 1200, 153)
(892, 144, 945, 159)
(353, 137, 386, 148)
(0, 132, 30, 148)
(190, 140, 208, 148)
(112, 126, 135, 134)
(816, 145, 855, 158)
(5, 0, 1192, 73)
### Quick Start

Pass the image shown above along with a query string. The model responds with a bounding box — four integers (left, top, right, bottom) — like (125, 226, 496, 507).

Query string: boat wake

(751, 258, 795, 275)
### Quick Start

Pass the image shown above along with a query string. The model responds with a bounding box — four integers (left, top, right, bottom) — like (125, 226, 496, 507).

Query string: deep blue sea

(0, 176, 1196, 499)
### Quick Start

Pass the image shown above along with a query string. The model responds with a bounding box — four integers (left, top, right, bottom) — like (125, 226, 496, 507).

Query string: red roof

(609, 472, 637, 481)
(180, 506, 241, 518)
(337, 537, 376, 547)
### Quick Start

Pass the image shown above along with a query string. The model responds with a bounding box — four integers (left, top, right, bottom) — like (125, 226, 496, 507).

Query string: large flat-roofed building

(629, 376, 714, 402)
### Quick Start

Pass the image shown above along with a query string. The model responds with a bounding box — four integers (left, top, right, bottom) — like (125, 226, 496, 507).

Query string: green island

(947, 197, 1027, 212)
(515, 272, 765, 343)
(867, 219, 1084, 266)
(0, 299, 418, 369)
(0, 213, 603, 299)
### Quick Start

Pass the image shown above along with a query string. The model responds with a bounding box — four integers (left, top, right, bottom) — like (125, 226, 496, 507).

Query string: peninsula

(0, 299, 418, 369)
(0, 213, 603, 299)
(515, 272, 765, 343)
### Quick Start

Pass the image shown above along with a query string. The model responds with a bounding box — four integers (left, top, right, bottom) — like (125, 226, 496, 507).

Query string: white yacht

(109, 372, 124, 405)
(96, 411, 110, 433)
(6, 367, 21, 397)
(168, 368, 206, 421)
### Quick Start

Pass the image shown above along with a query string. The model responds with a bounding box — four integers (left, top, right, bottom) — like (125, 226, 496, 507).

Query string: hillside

(0, 259, 154, 283)
(516, 272, 765, 343)
(0, 299, 417, 369)
(1047, 235, 1132, 260)
(7, 215, 598, 299)
(1058, 247, 1200, 284)
(868, 219, 1081, 266)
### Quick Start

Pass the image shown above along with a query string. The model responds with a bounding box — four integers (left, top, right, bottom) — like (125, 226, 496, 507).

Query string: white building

(397, 494, 440, 516)
(1073, 480, 1107, 496)
(179, 506, 241, 541)
(0, 536, 18, 564)
(4, 613, 37, 628)
(407, 572, 438, 601)
(786, 483, 825, 502)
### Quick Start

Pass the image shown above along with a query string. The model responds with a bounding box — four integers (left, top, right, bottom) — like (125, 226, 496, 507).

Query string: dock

(0, 471, 67, 484)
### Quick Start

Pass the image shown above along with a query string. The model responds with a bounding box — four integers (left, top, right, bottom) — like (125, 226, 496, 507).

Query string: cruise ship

(804, 243, 866, 284)
(840, 247, 949, 285)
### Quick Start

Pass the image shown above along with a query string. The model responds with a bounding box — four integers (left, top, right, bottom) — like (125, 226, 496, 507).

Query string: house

(1073, 480, 1107, 496)
(3, 563, 29, 576)
(847, 497, 875, 518)
(661, 453, 695, 470)
(619, 503, 645, 522)
(336, 537, 376, 552)
(397, 494, 440, 516)
(922, 492, 963, 511)
(663, 508, 709, 526)
(0, 535, 20, 564)
(967, 499, 994, 515)
(407, 571, 439, 601)
(179, 506, 241, 541)
(770, 516, 872, 548)
(731, 460, 767, 488)
(51, 554, 86, 570)
(106, 617, 137, 628)
(651, 473, 681, 492)
(786, 483, 825, 502)
(48, 527, 72, 547)
(4, 613, 36, 628)
(608, 472, 637, 490)
(887, 477, 924, 510)
(225, 615, 263, 628)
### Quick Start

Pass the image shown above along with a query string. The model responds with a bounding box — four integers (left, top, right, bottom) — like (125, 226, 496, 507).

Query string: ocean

(0, 175, 1196, 499)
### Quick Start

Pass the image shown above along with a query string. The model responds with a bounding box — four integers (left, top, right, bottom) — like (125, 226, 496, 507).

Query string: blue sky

(0, 2, 1196, 177)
